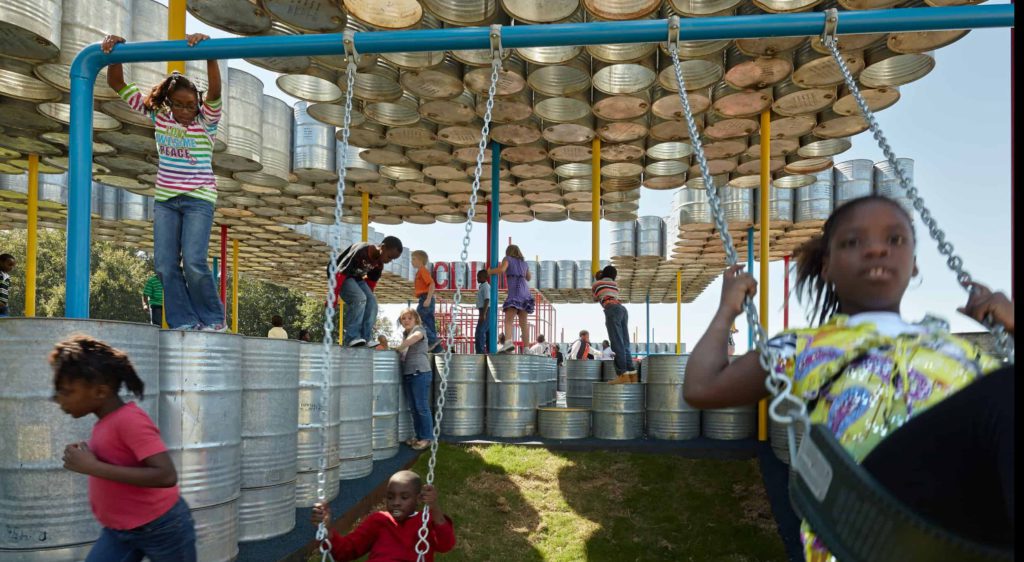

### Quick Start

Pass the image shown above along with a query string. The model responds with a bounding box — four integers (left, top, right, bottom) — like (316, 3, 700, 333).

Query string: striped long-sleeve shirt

(592, 278, 621, 308)
(0, 271, 10, 308)
(117, 83, 222, 204)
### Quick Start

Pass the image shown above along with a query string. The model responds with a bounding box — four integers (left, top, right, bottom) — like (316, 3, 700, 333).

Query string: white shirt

(600, 347, 615, 360)
(846, 311, 925, 337)
(267, 327, 288, 339)
(528, 342, 550, 356)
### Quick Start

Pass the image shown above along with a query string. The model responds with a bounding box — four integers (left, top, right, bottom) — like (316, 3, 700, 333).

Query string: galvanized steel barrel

(240, 338, 299, 488)
(293, 100, 338, 183)
(218, 68, 264, 172)
(769, 400, 805, 465)
(556, 260, 576, 289)
(0, 0, 62, 61)
(537, 407, 591, 439)
(719, 184, 754, 226)
(574, 260, 592, 289)
(609, 220, 636, 257)
(119, 189, 148, 224)
(296, 342, 340, 505)
(872, 157, 914, 217)
(833, 159, 874, 209)
(238, 337, 299, 542)
(485, 355, 538, 437)
(591, 383, 645, 440)
(795, 168, 834, 224)
(159, 331, 242, 509)
(372, 351, 401, 460)
(191, 499, 239, 562)
(398, 376, 415, 442)
(702, 405, 757, 440)
(234, 94, 293, 187)
(433, 354, 486, 436)
(565, 359, 602, 408)
(644, 354, 700, 440)
(636, 216, 665, 257)
(538, 260, 558, 289)
(34, 0, 131, 98)
(0, 319, 159, 555)
(600, 359, 618, 381)
(527, 260, 539, 289)
(238, 483, 295, 542)
(522, 353, 556, 407)
(338, 347, 374, 479)
(754, 186, 794, 226)
(295, 464, 340, 507)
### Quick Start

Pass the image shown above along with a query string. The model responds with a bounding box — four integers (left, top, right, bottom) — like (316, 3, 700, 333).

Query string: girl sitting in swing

(684, 195, 1014, 561)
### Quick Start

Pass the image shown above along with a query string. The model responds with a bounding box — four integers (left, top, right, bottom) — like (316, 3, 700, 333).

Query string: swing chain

(414, 26, 502, 562)
(821, 9, 1014, 362)
(314, 55, 357, 562)
(666, 18, 809, 436)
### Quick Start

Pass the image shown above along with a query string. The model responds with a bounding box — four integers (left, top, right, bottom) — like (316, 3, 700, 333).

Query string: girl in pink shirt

(51, 335, 196, 562)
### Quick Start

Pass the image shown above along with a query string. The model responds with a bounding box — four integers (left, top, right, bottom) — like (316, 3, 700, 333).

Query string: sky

(179, 5, 1013, 351)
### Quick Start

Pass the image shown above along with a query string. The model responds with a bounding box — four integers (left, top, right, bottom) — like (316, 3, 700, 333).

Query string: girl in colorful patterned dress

(487, 244, 534, 353)
(101, 34, 226, 331)
(684, 195, 1014, 560)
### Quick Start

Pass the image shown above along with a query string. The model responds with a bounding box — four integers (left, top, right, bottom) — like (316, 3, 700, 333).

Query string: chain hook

(821, 8, 839, 49)
(666, 15, 680, 49)
(489, 24, 504, 64)
(343, 28, 360, 67)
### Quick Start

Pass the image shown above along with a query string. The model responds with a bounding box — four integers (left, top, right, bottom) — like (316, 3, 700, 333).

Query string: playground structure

(0, 1, 1016, 561)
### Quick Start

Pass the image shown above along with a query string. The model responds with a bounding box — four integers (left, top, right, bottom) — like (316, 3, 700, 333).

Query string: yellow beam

(231, 239, 239, 333)
(591, 137, 600, 274)
(25, 154, 38, 317)
(757, 109, 771, 442)
(361, 192, 369, 242)
(166, 0, 186, 74)
(676, 270, 681, 354)
(338, 301, 344, 345)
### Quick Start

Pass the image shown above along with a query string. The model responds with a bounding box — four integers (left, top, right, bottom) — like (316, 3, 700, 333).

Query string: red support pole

(219, 225, 227, 311)
(783, 255, 790, 330)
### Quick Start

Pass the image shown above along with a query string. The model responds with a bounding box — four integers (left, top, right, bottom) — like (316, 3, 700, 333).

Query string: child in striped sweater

(593, 265, 637, 384)
(102, 33, 226, 332)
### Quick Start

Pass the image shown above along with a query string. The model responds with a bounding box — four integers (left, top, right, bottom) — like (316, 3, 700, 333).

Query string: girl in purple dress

(488, 244, 534, 353)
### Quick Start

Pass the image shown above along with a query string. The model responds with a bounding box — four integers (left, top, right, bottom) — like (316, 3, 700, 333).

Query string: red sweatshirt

(327, 511, 456, 561)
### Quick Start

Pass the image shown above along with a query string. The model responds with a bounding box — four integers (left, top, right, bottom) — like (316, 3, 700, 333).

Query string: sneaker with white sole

(202, 324, 229, 333)
(348, 338, 367, 347)
(173, 323, 201, 331)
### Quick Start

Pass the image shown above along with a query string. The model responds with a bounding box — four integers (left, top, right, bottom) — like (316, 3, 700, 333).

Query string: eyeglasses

(170, 101, 198, 111)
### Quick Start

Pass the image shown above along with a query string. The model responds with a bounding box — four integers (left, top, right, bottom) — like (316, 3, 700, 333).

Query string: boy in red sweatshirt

(312, 470, 455, 561)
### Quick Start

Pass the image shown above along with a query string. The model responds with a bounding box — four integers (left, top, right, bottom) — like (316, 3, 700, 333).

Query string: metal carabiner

(821, 8, 840, 49)
(343, 28, 360, 67)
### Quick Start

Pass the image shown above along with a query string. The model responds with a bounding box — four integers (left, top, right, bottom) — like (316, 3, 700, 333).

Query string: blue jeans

(340, 277, 376, 344)
(604, 303, 633, 375)
(474, 310, 489, 354)
(417, 294, 437, 347)
(0, 306, 8, 318)
(154, 196, 223, 328)
(86, 496, 196, 562)
(403, 370, 434, 440)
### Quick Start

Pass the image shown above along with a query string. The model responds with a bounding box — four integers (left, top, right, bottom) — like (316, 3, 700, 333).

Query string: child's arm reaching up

(311, 503, 379, 562)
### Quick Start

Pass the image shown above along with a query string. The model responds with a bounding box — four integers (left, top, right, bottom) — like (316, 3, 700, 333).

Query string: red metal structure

(434, 289, 555, 354)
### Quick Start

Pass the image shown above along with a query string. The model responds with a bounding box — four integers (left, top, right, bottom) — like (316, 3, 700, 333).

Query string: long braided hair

(793, 195, 916, 326)
(143, 71, 204, 113)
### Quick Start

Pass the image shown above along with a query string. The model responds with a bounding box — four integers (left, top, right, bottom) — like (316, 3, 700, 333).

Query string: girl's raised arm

(683, 265, 771, 409)
(101, 35, 127, 92)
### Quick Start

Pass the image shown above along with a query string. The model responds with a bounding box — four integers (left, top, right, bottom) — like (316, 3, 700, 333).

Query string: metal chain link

(666, 19, 809, 447)
(821, 10, 1014, 362)
(315, 34, 359, 562)
(414, 30, 503, 562)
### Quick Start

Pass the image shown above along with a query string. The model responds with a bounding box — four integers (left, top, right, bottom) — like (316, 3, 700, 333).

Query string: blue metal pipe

(64, 4, 1015, 316)
(489, 142, 500, 353)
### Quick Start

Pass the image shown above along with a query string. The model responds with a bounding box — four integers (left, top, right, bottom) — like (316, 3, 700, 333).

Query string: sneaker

(173, 323, 200, 331)
(202, 324, 229, 333)
(411, 439, 431, 451)
(348, 338, 367, 347)
(498, 342, 514, 353)
(404, 438, 418, 447)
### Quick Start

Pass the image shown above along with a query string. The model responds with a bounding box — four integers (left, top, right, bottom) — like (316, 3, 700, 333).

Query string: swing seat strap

(789, 424, 1013, 562)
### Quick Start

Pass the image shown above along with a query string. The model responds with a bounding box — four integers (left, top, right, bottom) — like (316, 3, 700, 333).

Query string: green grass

(395, 444, 788, 562)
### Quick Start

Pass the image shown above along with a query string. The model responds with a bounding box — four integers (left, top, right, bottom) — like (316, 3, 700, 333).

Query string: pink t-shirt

(88, 402, 180, 530)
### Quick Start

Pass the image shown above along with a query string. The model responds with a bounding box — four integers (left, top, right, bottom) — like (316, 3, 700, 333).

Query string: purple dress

(502, 256, 535, 313)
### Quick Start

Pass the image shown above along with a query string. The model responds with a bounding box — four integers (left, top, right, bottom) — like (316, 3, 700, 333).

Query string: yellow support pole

(676, 270, 681, 354)
(361, 192, 369, 242)
(166, 0, 186, 74)
(25, 154, 39, 317)
(338, 302, 344, 345)
(757, 109, 771, 442)
(231, 239, 239, 333)
(162, 305, 168, 329)
(591, 137, 600, 275)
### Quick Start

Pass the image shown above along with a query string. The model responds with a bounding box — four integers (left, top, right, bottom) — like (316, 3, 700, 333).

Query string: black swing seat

(788, 424, 1013, 562)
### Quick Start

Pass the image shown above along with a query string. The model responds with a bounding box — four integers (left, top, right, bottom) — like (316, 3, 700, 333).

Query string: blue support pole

(488, 142, 500, 353)
(747, 226, 755, 349)
(63, 4, 1015, 317)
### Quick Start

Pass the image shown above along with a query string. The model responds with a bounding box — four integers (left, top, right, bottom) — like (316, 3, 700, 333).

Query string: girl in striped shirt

(102, 34, 226, 331)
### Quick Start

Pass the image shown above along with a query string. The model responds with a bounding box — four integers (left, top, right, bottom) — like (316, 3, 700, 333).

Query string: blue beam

(64, 4, 1015, 317)
(489, 142, 500, 353)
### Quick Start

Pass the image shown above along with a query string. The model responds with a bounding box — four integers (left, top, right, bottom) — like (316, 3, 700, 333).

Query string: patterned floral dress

(766, 313, 1003, 562)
